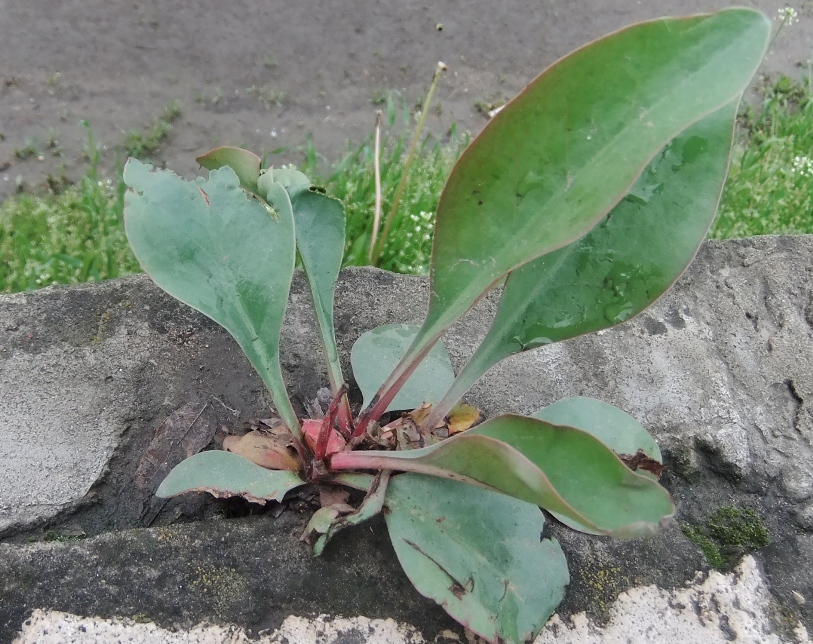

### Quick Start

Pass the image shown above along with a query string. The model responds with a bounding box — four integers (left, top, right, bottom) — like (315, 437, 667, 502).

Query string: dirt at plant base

(0, 0, 811, 201)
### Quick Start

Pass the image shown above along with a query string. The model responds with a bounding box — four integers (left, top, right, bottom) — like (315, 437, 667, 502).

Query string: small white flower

(791, 155, 813, 177)
(777, 6, 799, 25)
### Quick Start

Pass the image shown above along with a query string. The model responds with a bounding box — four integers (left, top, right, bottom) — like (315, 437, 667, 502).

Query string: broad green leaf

(373, 10, 769, 416)
(385, 473, 569, 643)
(423, 102, 739, 422)
(534, 397, 661, 461)
(196, 146, 262, 194)
(425, 10, 768, 335)
(155, 451, 305, 503)
(534, 397, 663, 534)
(332, 414, 674, 537)
(351, 323, 455, 411)
(123, 159, 300, 436)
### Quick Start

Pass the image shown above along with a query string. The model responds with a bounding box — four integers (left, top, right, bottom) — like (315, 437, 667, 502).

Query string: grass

(299, 94, 467, 274)
(123, 100, 182, 159)
(0, 170, 140, 293)
(712, 72, 813, 238)
(1, 74, 813, 294)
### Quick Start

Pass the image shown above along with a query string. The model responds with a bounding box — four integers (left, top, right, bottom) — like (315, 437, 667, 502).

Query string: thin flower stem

(368, 111, 383, 264)
(371, 62, 447, 265)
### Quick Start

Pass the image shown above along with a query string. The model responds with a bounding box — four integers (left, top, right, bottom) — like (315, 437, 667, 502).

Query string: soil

(1, 0, 811, 202)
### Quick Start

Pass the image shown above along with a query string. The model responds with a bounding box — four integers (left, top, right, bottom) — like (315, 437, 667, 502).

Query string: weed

(371, 89, 387, 105)
(474, 94, 507, 116)
(299, 121, 466, 275)
(713, 73, 813, 238)
(123, 100, 183, 159)
(13, 139, 40, 161)
(246, 85, 286, 109)
(0, 125, 139, 293)
(0, 173, 140, 292)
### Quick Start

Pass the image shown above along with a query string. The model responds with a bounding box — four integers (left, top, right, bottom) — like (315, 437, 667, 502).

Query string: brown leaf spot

(449, 582, 467, 599)
(620, 450, 665, 477)
(196, 185, 210, 206)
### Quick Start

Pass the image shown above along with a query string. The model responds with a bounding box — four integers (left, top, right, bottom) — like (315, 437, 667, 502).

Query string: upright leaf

(425, 10, 768, 336)
(351, 324, 455, 412)
(123, 160, 301, 439)
(290, 189, 346, 391)
(365, 9, 770, 424)
(196, 146, 262, 194)
(421, 100, 739, 427)
(333, 414, 675, 537)
(385, 474, 569, 644)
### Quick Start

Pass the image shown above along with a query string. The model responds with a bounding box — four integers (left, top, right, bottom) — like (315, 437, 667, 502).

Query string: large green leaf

(385, 473, 569, 644)
(534, 397, 663, 534)
(420, 101, 739, 426)
(366, 9, 769, 422)
(426, 10, 767, 334)
(123, 159, 301, 437)
(332, 414, 674, 537)
(351, 323, 455, 411)
(155, 451, 305, 503)
(195, 146, 262, 194)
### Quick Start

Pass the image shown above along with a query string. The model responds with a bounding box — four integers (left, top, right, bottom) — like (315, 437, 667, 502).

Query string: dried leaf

(319, 486, 350, 508)
(223, 429, 300, 471)
(620, 450, 666, 477)
(406, 402, 483, 444)
(135, 397, 217, 491)
(447, 403, 483, 435)
(302, 418, 346, 457)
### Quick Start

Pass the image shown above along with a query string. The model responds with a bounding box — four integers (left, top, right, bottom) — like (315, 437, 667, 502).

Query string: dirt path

(0, 0, 810, 201)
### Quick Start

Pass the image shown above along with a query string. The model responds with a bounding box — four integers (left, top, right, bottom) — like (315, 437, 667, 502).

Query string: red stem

(335, 394, 354, 440)
(316, 383, 347, 461)
(352, 342, 435, 439)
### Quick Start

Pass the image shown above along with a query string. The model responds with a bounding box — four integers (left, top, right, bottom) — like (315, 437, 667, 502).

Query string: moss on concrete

(682, 506, 770, 570)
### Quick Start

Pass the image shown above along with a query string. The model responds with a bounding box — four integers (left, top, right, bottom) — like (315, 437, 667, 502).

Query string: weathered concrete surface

(12, 557, 809, 643)
(2, 236, 813, 641)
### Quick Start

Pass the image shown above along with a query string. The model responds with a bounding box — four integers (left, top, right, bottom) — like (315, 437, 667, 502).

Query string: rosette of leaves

(122, 9, 770, 643)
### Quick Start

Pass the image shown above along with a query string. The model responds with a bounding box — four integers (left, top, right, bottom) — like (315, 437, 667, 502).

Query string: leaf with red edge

(385, 473, 569, 643)
(156, 451, 305, 503)
(332, 414, 674, 537)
